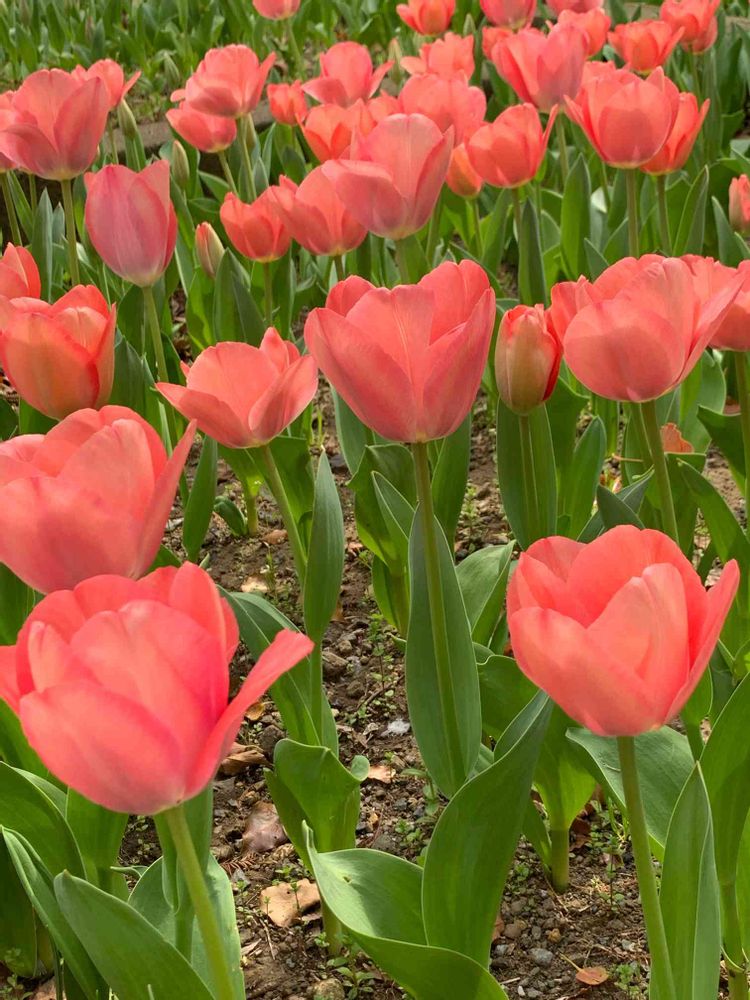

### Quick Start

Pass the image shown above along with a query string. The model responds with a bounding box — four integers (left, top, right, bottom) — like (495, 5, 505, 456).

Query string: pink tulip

(491, 23, 588, 111)
(0, 70, 109, 180)
(322, 114, 453, 240)
(0, 93, 17, 172)
(268, 169, 367, 257)
(84, 161, 177, 287)
(0, 286, 115, 420)
(220, 190, 291, 263)
(482, 27, 513, 60)
(562, 257, 741, 401)
(397, 0, 456, 35)
(0, 244, 40, 299)
(0, 406, 194, 593)
(729, 176, 750, 236)
(195, 222, 225, 279)
(565, 66, 679, 167)
(401, 33, 475, 81)
(253, 0, 301, 18)
(684, 15, 717, 53)
(157, 329, 318, 450)
(640, 93, 708, 174)
(166, 102, 237, 153)
(268, 82, 309, 125)
(547, 0, 604, 12)
(683, 256, 750, 353)
(556, 9, 611, 57)
(182, 45, 275, 118)
(398, 74, 486, 145)
(508, 526, 738, 736)
(495, 304, 562, 414)
(480, 0, 536, 29)
(446, 143, 483, 198)
(303, 43, 393, 108)
(467, 104, 555, 189)
(1, 561, 312, 815)
(660, 0, 720, 46)
(72, 60, 140, 110)
(305, 261, 495, 442)
(608, 20, 684, 73)
(301, 101, 373, 162)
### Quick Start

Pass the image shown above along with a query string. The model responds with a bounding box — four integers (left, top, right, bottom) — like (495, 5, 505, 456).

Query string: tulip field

(5, 0, 750, 998)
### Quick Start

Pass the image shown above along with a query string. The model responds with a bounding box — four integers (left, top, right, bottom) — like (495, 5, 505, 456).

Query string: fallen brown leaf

(241, 801, 288, 854)
(219, 743, 266, 776)
(246, 701, 265, 721)
(262, 529, 287, 545)
(260, 878, 320, 927)
(31, 982, 57, 999)
(366, 764, 394, 784)
(240, 574, 269, 594)
(491, 913, 505, 941)
(575, 966, 609, 986)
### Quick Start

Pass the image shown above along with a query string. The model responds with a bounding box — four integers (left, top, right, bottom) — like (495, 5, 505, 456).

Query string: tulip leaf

(266, 434, 316, 533)
(456, 544, 514, 649)
(660, 766, 721, 1000)
(0, 836, 37, 977)
(30, 189, 54, 300)
(372, 472, 415, 570)
(332, 390, 378, 476)
(183, 434, 218, 563)
(422, 692, 550, 964)
(674, 167, 709, 256)
(579, 473, 653, 541)
(431, 415, 472, 546)
(478, 655, 537, 741)
(304, 452, 345, 645)
(697, 406, 744, 477)
(0, 702, 48, 778)
(213, 251, 265, 346)
(712, 196, 750, 266)
(350, 444, 416, 570)
(518, 197, 547, 306)
(568, 728, 694, 858)
(560, 154, 591, 280)
(496, 399, 557, 549)
(560, 416, 606, 538)
(406, 510, 482, 797)
(65, 791, 128, 898)
(55, 872, 214, 1000)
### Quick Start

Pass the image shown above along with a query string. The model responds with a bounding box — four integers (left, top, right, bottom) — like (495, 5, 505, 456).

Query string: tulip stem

(470, 198, 483, 259)
(722, 881, 749, 1000)
(629, 403, 651, 473)
(641, 399, 680, 543)
(412, 441, 465, 795)
(162, 804, 237, 1000)
(143, 284, 169, 384)
(0, 173, 21, 247)
(237, 116, 257, 202)
(511, 187, 523, 246)
(285, 19, 305, 77)
(625, 170, 639, 259)
(734, 352, 750, 535)
(617, 737, 677, 1000)
(263, 262, 274, 328)
(655, 175, 671, 254)
(259, 443, 308, 586)
(555, 116, 569, 186)
(107, 118, 118, 164)
(425, 196, 443, 264)
(599, 161, 611, 212)
(217, 150, 238, 196)
(28, 174, 37, 215)
(394, 238, 414, 284)
(549, 826, 570, 894)
(240, 475, 260, 536)
(60, 178, 80, 286)
(519, 413, 542, 545)
(332, 254, 346, 283)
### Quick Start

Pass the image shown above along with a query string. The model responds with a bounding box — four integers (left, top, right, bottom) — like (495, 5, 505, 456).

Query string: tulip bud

(195, 222, 225, 279)
(163, 53, 182, 93)
(729, 176, 750, 237)
(462, 12, 477, 34)
(388, 38, 405, 85)
(19, 0, 30, 25)
(117, 98, 139, 141)
(171, 140, 190, 190)
(495, 304, 562, 415)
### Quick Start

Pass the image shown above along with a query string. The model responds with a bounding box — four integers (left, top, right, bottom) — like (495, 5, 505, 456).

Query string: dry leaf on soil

(575, 966, 609, 986)
(219, 742, 266, 776)
(366, 764, 394, 784)
(241, 801, 288, 854)
(261, 878, 320, 927)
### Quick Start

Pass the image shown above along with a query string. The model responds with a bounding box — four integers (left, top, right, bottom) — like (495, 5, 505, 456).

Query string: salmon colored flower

(253, 0, 301, 17)
(166, 102, 237, 153)
(0, 69, 109, 180)
(0, 406, 194, 593)
(182, 45, 275, 118)
(660, 0, 720, 46)
(684, 15, 717, 53)
(682, 255, 750, 353)
(305, 260, 495, 442)
(398, 74, 486, 144)
(446, 143, 483, 198)
(556, 8, 611, 56)
(0, 93, 16, 172)
(322, 113, 453, 239)
(267, 81, 309, 125)
(1, 561, 312, 815)
(608, 20, 683, 73)
(268, 169, 367, 257)
(220, 189, 291, 263)
(301, 101, 373, 162)
(640, 93, 708, 174)
(72, 59, 140, 110)
(496, 304, 562, 414)
(397, 0, 456, 35)
(491, 23, 588, 111)
(303, 43, 393, 108)
(195, 222, 225, 279)
(548, 0, 603, 12)
(467, 103, 556, 188)
(508, 526, 738, 736)
(157, 329, 318, 450)
(0, 244, 40, 299)
(0, 286, 115, 420)
(481, 0, 535, 29)
(482, 26, 512, 60)
(401, 33, 475, 80)
(729, 175, 750, 236)
(84, 161, 177, 287)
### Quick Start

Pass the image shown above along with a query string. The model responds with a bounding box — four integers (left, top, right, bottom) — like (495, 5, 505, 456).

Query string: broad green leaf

(0, 702, 47, 776)
(518, 197, 547, 306)
(350, 444, 416, 569)
(431, 416, 471, 546)
(496, 399, 557, 549)
(478, 655, 537, 740)
(212, 250, 265, 345)
(304, 452, 345, 644)
(560, 154, 591, 279)
(332, 390, 377, 476)
(535, 708, 596, 834)
(0, 836, 37, 976)
(579, 473, 653, 541)
(183, 435, 218, 563)
(66, 791, 127, 897)
(456, 545, 513, 647)
(372, 472, 415, 570)
(561, 417, 606, 538)
(674, 167, 708, 256)
(698, 406, 744, 476)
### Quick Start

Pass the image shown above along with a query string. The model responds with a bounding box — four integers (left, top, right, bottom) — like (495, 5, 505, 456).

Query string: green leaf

(579, 473, 653, 541)
(183, 435, 218, 563)
(406, 511, 481, 797)
(518, 197, 547, 306)
(55, 872, 214, 1000)
(332, 390, 377, 476)
(431, 416, 471, 546)
(560, 154, 591, 279)
(350, 444, 416, 569)
(535, 708, 596, 835)
(673, 167, 708, 256)
(561, 417, 606, 538)
(660, 767, 721, 1000)
(697, 405, 744, 476)
(213, 251, 265, 346)
(478, 655, 537, 741)
(712, 196, 750, 266)
(65, 791, 128, 897)
(0, 700, 48, 778)
(0, 836, 37, 976)
(456, 545, 514, 647)
(496, 399, 557, 549)
(31, 190, 55, 300)
(304, 452, 345, 644)
(266, 435, 315, 531)
(372, 472, 415, 570)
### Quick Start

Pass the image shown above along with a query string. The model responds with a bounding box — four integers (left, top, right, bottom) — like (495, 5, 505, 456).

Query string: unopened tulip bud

(729, 176, 750, 237)
(463, 12, 477, 34)
(195, 222, 225, 279)
(388, 38, 405, 84)
(171, 140, 190, 190)
(163, 53, 182, 92)
(117, 99, 139, 141)
(19, 0, 30, 25)
(495, 304, 562, 415)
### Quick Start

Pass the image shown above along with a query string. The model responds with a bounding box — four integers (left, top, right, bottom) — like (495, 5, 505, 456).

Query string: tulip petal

(248, 354, 319, 445)
(323, 160, 409, 238)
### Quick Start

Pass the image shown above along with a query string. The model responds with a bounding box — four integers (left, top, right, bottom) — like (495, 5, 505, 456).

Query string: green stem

(390, 571, 410, 638)
(655, 175, 671, 254)
(617, 737, 677, 1000)
(310, 643, 325, 742)
(28, 174, 37, 214)
(162, 805, 236, 1000)
(239, 474, 259, 536)
(394, 238, 412, 284)
(285, 18, 305, 76)
(689, 49, 702, 104)
(143, 284, 169, 384)
(549, 827, 570, 894)
(722, 881, 749, 1000)
(625, 169, 639, 259)
(321, 899, 345, 956)
(412, 441, 465, 794)
(259, 443, 308, 585)
(60, 178, 80, 286)
(511, 186, 523, 245)
(425, 195, 442, 263)
(107, 118, 118, 163)
(600, 160, 611, 212)
(734, 352, 750, 536)
(471, 197, 483, 258)
(332, 254, 346, 283)
(641, 399, 679, 542)
(263, 262, 274, 329)
(218, 150, 238, 195)
(237, 116, 257, 201)
(555, 115, 569, 185)
(628, 402, 652, 473)
(519, 413, 541, 544)
(0, 173, 21, 246)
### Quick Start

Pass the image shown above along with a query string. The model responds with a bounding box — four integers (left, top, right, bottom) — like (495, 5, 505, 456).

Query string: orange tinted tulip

(398, 74, 486, 144)
(220, 190, 291, 263)
(480, 0, 536, 28)
(608, 20, 683, 73)
(446, 143, 483, 198)
(467, 104, 555, 188)
(682, 256, 750, 353)
(253, 0, 301, 17)
(482, 26, 513, 60)
(72, 59, 140, 110)
(491, 23, 588, 111)
(660, 0, 720, 46)
(183, 45, 275, 118)
(0, 244, 40, 299)
(268, 169, 367, 256)
(166, 102, 237, 153)
(401, 33, 475, 81)
(301, 101, 373, 162)
(640, 93, 708, 174)
(397, 0, 456, 34)
(729, 175, 750, 236)
(556, 9, 611, 56)
(268, 81, 309, 125)
(547, 0, 604, 13)
(303, 42, 392, 108)
(495, 304, 562, 414)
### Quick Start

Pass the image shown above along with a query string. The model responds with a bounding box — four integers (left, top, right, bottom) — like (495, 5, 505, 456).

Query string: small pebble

(530, 947, 554, 968)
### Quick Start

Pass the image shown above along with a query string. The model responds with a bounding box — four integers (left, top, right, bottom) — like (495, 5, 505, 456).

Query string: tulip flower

(482, 27, 512, 60)
(397, 0, 456, 35)
(301, 101, 373, 162)
(268, 169, 367, 257)
(253, 0, 301, 17)
(72, 59, 140, 110)
(684, 15, 717, 53)
(556, 9, 611, 57)
(0, 92, 17, 173)
(446, 143, 483, 198)
(565, 66, 679, 168)
(0, 285, 115, 420)
(305, 260, 495, 442)
(480, 0, 535, 29)
(182, 44, 275, 119)
(322, 114, 453, 240)
(2, 560, 313, 815)
(507, 525, 738, 736)
(681, 256, 750, 353)
(0, 69, 109, 180)
(303, 42, 393, 108)
(166, 102, 237, 153)
(195, 222, 225, 279)
(398, 74, 486, 145)
(267, 81, 309, 125)
(729, 175, 750, 236)
(401, 33, 475, 81)
(495, 304, 562, 414)
(0, 406, 194, 593)
(562, 256, 740, 402)
(0, 243, 40, 299)
(640, 93, 708, 175)
(220, 189, 291, 263)
(467, 104, 555, 189)
(608, 20, 684, 74)
(157, 329, 318, 450)
(491, 23, 588, 112)
(660, 0, 720, 47)
(84, 160, 177, 287)
(547, 0, 603, 12)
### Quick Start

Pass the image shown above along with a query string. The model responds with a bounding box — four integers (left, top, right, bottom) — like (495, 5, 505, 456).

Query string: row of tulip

(0, 0, 749, 999)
